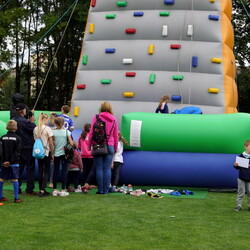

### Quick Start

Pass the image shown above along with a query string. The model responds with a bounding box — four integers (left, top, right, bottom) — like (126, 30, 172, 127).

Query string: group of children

(0, 103, 127, 204)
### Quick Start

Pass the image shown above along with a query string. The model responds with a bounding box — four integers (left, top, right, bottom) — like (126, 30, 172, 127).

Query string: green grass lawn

(0, 186, 249, 250)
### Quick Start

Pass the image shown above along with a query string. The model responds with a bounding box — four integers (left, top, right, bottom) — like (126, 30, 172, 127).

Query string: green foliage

(0, 75, 28, 110)
(237, 67, 250, 112)
(232, 0, 250, 66)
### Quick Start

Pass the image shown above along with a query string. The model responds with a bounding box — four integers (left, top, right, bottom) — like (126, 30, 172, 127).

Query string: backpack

(64, 143, 74, 163)
(63, 130, 74, 163)
(92, 114, 107, 144)
(32, 138, 45, 159)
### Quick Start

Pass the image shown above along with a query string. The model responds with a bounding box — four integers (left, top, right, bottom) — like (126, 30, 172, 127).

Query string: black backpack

(92, 115, 107, 144)
(64, 143, 75, 163)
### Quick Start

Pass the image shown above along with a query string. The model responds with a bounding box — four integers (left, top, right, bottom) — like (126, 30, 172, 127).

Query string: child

(33, 113, 54, 197)
(52, 116, 73, 197)
(78, 123, 95, 186)
(0, 120, 22, 203)
(233, 140, 250, 212)
(111, 131, 128, 187)
(48, 113, 58, 188)
(155, 95, 170, 114)
(58, 105, 74, 132)
(67, 142, 83, 192)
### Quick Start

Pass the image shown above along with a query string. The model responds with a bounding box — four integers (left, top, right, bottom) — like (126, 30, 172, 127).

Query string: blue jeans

(94, 145, 114, 194)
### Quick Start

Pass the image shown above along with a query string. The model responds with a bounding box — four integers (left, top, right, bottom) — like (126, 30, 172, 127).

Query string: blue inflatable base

(119, 151, 238, 188)
(70, 129, 238, 188)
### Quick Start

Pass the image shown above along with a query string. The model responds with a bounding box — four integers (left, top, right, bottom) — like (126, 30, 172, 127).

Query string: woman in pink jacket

(87, 102, 118, 194)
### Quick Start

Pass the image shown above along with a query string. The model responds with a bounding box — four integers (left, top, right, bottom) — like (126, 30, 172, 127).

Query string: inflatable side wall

(121, 113, 250, 154)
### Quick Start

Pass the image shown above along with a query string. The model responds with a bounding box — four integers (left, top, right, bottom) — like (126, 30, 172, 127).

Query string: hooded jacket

(87, 112, 119, 152)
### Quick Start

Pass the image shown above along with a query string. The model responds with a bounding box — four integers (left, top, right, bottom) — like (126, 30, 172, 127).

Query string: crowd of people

(0, 94, 126, 204)
(0, 93, 249, 212)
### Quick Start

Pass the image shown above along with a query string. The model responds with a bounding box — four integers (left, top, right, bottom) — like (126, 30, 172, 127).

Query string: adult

(13, 103, 36, 195)
(155, 95, 170, 114)
(87, 101, 119, 195)
(33, 113, 54, 197)
(10, 93, 31, 119)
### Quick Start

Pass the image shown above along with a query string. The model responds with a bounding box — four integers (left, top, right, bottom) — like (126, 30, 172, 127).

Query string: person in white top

(111, 131, 128, 187)
(33, 113, 54, 197)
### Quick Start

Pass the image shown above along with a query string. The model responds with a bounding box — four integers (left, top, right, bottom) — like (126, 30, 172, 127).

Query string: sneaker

(59, 191, 69, 197)
(39, 192, 49, 197)
(75, 185, 82, 193)
(14, 198, 22, 203)
(0, 203, 3, 206)
(52, 190, 60, 196)
(146, 192, 163, 198)
(0, 197, 8, 202)
(234, 206, 241, 212)
(67, 186, 75, 192)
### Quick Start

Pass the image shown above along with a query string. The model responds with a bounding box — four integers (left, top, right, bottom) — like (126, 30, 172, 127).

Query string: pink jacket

(68, 150, 83, 170)
(78, 133, 93, 159)
(87, 112, 119, 152)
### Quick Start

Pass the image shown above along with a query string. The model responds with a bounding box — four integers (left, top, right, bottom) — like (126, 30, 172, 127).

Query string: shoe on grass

(147, 192, 163, 198)
(75, 185, 82, 193)
(0, 203, 4, 206)
(59, 191, 69, 197)
(39, 191, 49, 197)
(14, 198, 22, 203)
(67, 186, 75, 192)
(52, 190, 60, 196)
(0, 197, 8, 202)
(234, 206, 241, 212)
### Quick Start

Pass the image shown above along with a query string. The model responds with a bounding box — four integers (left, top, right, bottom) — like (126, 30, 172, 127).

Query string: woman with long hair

(33, 113, 54, 197)
(87, 102, 119, 194)
(52, 116, 73, 197)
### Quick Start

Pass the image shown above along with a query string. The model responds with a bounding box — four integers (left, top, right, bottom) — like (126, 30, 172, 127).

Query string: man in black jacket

(13, 103, 36, 195)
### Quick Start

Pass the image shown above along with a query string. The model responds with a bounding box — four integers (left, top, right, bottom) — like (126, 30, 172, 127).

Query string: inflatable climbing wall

(71, 0, 237, 126)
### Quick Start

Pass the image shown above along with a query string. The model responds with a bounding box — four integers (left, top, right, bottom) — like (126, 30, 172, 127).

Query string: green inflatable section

(121, 112, 250, 154)
(0, 110, 59, 137)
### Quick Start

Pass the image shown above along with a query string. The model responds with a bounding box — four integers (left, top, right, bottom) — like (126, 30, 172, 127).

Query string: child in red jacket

(67, 142, 83, 192)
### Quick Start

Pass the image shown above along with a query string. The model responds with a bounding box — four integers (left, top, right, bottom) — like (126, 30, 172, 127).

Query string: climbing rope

(239, 0, 250, 19)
